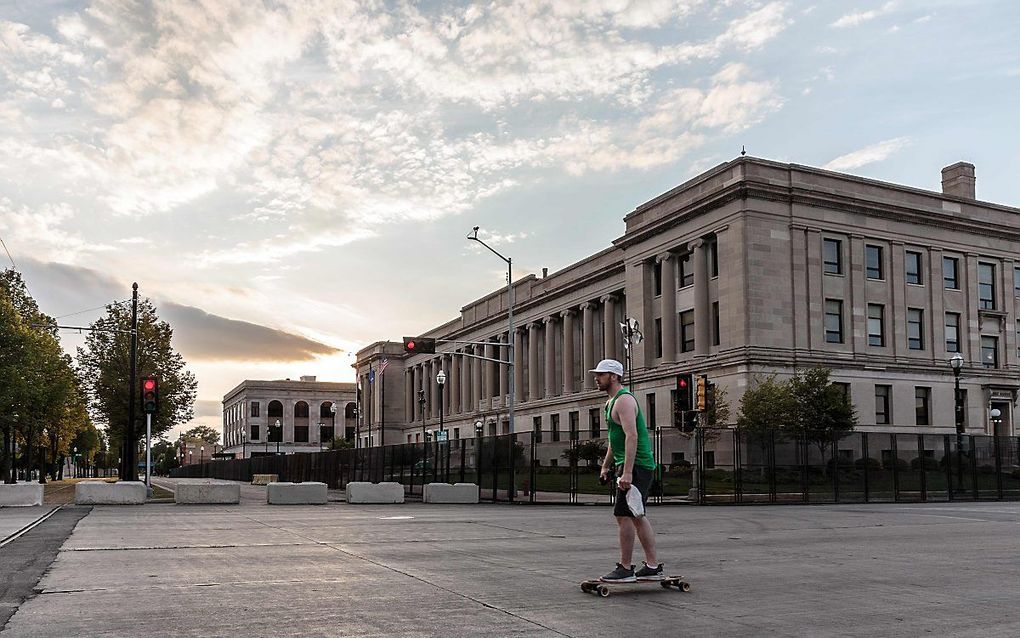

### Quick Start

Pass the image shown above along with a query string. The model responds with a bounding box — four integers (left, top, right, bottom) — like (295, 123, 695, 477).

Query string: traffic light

(403, 336, 436, 354)
(696, 375, 708, 411)
(676, 373, 693, 412)
(141, 377, 158, 414)
(681, 411, 699, 433)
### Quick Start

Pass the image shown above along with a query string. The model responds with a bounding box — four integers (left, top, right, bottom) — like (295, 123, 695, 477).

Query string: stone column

(429, 358, 439, 420)
(582, 301, 596, 390)
(498, 332, 509, 401)
(602, 294, 617, 361)
(449, 352, 459, 415)
(405, 368, 414, 423)
(561, 309, 576, 394)
(544, 316, 557, 397)
(460, 349, 470, 414)
(691, 239, 710, 355)
(481, 341, 492, 401)
(528, 322, 542, 400)
(658, 253, 677, 362)
(472, 345, 483, 412)
(514, 327, 525, 402)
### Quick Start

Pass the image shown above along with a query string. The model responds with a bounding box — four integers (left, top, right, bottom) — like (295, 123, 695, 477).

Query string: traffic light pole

(145, 413, 151, 492)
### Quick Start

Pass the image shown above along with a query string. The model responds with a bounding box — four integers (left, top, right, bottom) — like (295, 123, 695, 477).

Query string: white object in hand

(618, 477, 645, 517)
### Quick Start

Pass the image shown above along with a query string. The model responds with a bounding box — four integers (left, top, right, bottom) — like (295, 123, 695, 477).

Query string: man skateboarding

(593, 359, 663, 582)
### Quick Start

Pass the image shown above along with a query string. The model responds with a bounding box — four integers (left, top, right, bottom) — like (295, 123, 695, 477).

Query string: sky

(2, 0, 1018, 440)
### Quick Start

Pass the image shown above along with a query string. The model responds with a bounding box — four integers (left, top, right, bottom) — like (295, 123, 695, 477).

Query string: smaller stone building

(220, 376, 358, 457)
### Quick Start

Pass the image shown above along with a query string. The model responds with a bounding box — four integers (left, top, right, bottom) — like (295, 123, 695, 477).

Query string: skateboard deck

(580, 576, 690, 597)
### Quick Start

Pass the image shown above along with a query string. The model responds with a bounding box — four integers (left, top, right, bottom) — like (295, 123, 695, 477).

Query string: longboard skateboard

(580, 576, 691, 598)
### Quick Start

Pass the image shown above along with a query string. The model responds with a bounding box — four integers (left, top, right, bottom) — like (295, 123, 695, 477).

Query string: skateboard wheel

(581, 584, 591, 593)
(597, 586, 610, 598)
(678, 582, 691, 592)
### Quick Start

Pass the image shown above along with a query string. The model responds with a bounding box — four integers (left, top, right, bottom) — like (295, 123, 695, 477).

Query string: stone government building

(345, 156, 1019, 467)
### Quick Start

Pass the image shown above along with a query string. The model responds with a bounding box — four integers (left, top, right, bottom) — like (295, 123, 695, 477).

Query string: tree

(76, 298, 197, 464)
(706, 383, 731, 427)
(151, 439, 181, 475)
(182, 425, 220, 445)
(787, 367, 858, 467)
(736, 374, 796, 472)
(1, 270, 88, 483)
(328, 436, 354, 450)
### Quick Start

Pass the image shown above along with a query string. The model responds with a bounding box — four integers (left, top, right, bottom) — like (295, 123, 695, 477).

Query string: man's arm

(600, 443, 614, 481)
(612, 394, 639, 489)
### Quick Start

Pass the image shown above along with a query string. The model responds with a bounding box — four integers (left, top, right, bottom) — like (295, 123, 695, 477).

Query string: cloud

(822, 137, 912, 171)
(831, 1, 897, 28)
(160, 302, 341, 362)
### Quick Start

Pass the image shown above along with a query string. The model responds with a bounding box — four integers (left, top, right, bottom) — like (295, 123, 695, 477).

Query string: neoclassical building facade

(355, 156, 1019, 458)
(220, 376, 358, 458)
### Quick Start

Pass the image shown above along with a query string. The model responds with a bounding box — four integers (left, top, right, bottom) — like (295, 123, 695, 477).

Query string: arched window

(294, 401, 309, 418)
(345, 402, 357, 419)
(268, 400, 283, 418)
(320, 401, 333, 420)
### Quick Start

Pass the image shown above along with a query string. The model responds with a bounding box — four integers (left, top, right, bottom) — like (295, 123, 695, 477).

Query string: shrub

(883, 457, 909, 471)
(909, 457, 940, 471)
(855, 457, 882, 470)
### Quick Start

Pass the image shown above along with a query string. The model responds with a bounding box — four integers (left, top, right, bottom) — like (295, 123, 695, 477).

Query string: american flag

(377, 358, 389, 376)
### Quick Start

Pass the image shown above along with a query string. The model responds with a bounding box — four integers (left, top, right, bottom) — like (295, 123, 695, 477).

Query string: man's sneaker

(635, 561, 664, 581)
(600, 563, 636, 582)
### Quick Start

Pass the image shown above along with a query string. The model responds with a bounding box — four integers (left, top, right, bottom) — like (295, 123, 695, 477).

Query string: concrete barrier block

(267, 482, 328, 505)
(0, 483, 44, 507)
(423, 483, 479, 504)
(75, 481, 146, 505)
(251, 474, 279, 485)
(345, 481, 404, 504)
(175, 479, 240, 504)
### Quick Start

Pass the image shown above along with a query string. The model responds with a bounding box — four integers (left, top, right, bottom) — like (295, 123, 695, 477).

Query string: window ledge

(978, 308, 1008, 319)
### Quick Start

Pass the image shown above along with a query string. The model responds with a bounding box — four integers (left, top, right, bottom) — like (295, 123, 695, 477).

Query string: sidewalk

(2, 499, 1020, 636)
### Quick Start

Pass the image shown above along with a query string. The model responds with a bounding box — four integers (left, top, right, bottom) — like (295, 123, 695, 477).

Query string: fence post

(917, 434, 927, 502)
(460, 438, 466, 484)
(529, 434, 536, 504)
(945, 434, 954, 500)
(970, 436, 979, 500)
(832, 431, 840, 504)
(508, 434, 516, 504)
(891, 434, 900, 502)
(863, 432, 870, 503)
(995, 434, 1003, 500)
(768, 429, 777, 503)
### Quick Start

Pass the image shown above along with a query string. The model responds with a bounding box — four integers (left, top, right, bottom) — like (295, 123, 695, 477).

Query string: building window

(915, 387, 930, 426)
(680, 310, 695, 352)
(588, 408, 601, 439)
(712, 301, 720, 346)
(654, 318, 663, 358)
(943, 256, 960, 290)
(569, 411, 579, 441)
(679, 253, 693, 288)
(1015, 267, 1020, 299)
(533, 416, 542, 443)
(905, 251, 923, 285)
(867, 304, 885, 347)
(945, 313, 960, 353)
(875, 385, 891, 425)
(981, 336, 999, 368)
(294, 401, 309, 418)
(978, 262, 996, 309)
(1017, 320, 1020, 357)
(652, 260, 662, 297)
(708, 240, 719, 278)
(824, 299, 843, 343)
(646, 393, 656, 429)
(295, 426, 309, 443)
(703, 451, 716, 469)
(833, 382, 850, 400)
(823, 238, 842, 275)
(551, 414, 561, 442)
(907, 308, 924, 350)
(453, 427, 460, 440)
(866, 244, 884, 280)
(251, 424, 260, 440)
(250, 401, 260, 417)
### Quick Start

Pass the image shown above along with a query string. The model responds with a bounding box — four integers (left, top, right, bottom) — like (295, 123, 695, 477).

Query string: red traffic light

(679, 379, 688, 388)
(143, 378, 156, 392)
(403, 336, 436, 354)
(407, 340, 417, 350)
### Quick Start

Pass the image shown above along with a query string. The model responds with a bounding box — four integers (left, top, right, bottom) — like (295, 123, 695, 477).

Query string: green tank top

(605, 389, 656, 470)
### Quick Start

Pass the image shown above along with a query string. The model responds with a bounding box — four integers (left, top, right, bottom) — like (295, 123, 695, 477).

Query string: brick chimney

(941, 162, 975, 199)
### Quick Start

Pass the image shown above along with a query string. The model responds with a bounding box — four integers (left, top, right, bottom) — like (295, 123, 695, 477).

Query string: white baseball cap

(589, 359, 624, 377)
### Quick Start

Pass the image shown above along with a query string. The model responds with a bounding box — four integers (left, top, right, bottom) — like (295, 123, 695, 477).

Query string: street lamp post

(418, 389, 426, 443)
(330, 402, 338, 450)
(318, 422, 324, 452)
(468, 227, 515, 434)
(241, 427, 247, 459)
(72, 446, 78, 479)
(990, 408, 1003, 436)
(437, 370, 446, 437)
(950, 353, 965, 489)
(274, 419, 281, 455)
(200, 446, 205, 464)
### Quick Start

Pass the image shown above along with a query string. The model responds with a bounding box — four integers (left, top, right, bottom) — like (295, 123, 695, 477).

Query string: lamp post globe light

(241, 427, 247, 459)
(200, 446, 204, 464)
(274, 419, 282, 455)
(990, 408, 1003, 436)
(949, 353, 965, 489)
(330, 402, 338, 449)
(436, 369, 446, 436)
(72, 446, 78, 479)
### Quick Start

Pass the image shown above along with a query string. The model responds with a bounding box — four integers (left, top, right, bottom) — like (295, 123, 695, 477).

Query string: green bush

(910, 457, 940, 471)
(884, 457, 909, 471)
(855, 457, 882, 470)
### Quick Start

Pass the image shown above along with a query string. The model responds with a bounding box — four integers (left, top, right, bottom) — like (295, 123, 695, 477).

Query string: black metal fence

(697, 429, 1020, 504)
(170, 429, 1020, 505)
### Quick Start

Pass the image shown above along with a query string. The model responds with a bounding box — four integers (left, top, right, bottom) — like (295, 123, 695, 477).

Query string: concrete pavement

(2, 482, 1019, 637)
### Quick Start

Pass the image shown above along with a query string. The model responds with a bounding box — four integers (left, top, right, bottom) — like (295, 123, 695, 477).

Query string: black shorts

(613, 464, 654, 518)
